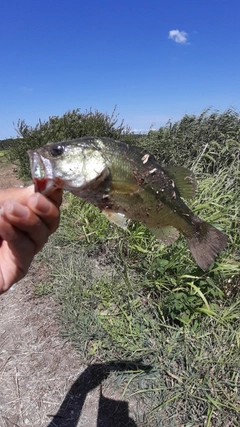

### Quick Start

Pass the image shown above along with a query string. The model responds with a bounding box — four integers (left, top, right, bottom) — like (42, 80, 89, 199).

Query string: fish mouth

(28, 150, 63, 195)
(28, 150, 46, 180)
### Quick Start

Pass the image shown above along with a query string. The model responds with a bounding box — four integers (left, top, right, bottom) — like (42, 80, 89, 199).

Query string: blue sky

(1, 0, 240, 139)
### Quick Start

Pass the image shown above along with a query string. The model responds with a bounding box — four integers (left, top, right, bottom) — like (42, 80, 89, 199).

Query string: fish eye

(50, 144, 64, 157)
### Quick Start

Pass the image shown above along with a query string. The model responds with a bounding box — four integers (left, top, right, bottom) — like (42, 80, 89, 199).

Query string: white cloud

(132, 129, 149, 134)
(168, 29, 188, 44)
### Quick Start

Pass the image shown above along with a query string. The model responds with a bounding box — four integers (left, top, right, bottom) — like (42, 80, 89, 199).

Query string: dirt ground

(0, 161, 139, 427)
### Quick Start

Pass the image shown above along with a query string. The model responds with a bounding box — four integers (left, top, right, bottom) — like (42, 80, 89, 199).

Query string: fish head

(28, 138, 108, 195)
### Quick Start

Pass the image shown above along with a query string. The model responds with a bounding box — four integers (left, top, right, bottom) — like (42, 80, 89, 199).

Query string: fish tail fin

(186, 217, 228, 270)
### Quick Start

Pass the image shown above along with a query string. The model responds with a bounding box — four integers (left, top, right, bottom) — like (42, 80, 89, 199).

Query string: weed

(34, 281, 55, 297)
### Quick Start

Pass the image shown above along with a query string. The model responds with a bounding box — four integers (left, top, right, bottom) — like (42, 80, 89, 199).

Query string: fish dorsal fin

(102, 209, 128, 229)
(164, 166, 197, 199)
(149, 226, 179, 246)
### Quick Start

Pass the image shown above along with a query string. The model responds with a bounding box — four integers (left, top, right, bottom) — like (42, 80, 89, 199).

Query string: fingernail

(4, 200, 29, 218)
(32, 193, 51, 213)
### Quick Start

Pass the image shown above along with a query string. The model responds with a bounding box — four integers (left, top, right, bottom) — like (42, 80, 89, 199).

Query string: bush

(137, 108, 240, 173)
(7, 107, 132, 180)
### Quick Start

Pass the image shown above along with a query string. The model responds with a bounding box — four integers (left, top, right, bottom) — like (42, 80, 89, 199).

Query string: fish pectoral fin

(164, 166, 197, 199)
(102, 209, 128, 229)
(111, 180, 140, 194)
(149, 226, 179, 246)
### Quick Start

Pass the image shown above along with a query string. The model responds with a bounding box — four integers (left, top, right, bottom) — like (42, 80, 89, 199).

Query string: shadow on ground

(47, 360, 152, 427)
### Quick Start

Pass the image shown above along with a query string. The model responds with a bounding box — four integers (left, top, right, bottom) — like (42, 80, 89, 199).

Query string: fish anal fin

(102, 209, 128, 229)
(149, 226, 179, 246)
(164, 166, 197, 199)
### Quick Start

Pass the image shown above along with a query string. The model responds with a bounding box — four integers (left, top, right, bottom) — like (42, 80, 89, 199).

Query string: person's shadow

(47, 360, 152, 427)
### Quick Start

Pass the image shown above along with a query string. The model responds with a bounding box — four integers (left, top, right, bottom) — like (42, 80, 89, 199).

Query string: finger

(0, 216, 34, 263)
(0, 217, 35, 287)
(2, 200, 50, 254)
(0, 186, 63, 209)
(27, 192, 61, 234)
(0, 186, 35, 205)
(46, 188, 63, 208)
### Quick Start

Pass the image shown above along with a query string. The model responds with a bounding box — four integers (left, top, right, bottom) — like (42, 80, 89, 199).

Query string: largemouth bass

(28, 137, 228, 270)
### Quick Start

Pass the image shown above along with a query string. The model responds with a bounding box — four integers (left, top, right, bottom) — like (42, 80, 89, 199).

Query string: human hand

(0, 186, 62, 294)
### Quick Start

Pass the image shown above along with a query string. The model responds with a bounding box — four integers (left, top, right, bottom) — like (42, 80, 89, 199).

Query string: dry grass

(0, 271, 83, 426)
(0, 263, 140, 427)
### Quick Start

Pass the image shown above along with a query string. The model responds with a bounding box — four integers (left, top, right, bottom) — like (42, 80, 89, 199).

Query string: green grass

(36, 153, 240, 426)
(34, 280, 55, 296)
(0, 149, 10, 163)
(39, 240, 240, 425)
(0, 150, 8, 157)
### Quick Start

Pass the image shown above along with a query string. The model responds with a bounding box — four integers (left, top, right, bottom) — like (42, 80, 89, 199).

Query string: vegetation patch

(10, 108, 240, 425)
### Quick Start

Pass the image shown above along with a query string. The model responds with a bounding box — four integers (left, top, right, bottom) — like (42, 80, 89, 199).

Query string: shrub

(137, 108, 240, 173)
(7, 107, 132, 179)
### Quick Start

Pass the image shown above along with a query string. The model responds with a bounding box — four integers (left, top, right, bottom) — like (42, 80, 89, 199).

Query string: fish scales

(28, 137, 228, 270)
(78, 139, 198, 235)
